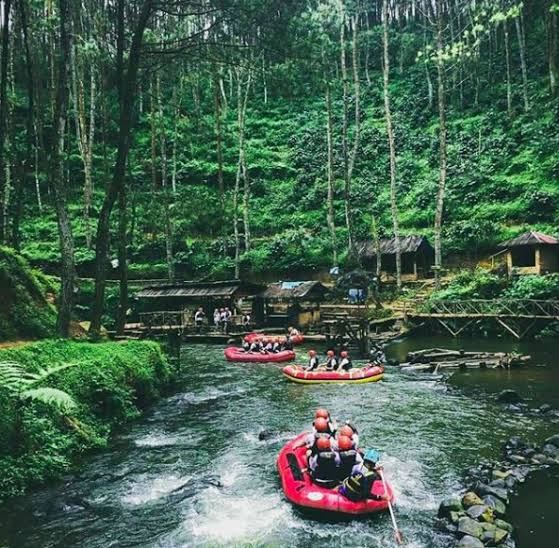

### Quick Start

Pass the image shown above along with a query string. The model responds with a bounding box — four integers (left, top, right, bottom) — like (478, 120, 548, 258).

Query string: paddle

(378, 467, 404, 545)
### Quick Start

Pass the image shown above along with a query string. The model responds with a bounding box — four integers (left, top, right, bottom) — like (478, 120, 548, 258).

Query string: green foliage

(431, 268, 508, 300)
(504, 274, 559, 300)
(0, 246, 56, 341)
(0, 340, 173, 501)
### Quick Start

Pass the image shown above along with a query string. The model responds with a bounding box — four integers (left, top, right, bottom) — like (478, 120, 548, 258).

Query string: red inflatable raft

(224, 347, 296, 363)
(277, 433, 394, 515)
(243, 332, 304, 345)
(282, 364, 384, 384)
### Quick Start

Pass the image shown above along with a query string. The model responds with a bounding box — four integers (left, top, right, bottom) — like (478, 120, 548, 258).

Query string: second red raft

(277, 433, 394, 515)
(224, 346, 296, 363)
(244, 332, 304, 345)
(282, 364, 384, 384)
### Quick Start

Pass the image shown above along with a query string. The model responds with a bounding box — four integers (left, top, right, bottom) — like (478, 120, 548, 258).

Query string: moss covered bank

(0, 339, 174, 502)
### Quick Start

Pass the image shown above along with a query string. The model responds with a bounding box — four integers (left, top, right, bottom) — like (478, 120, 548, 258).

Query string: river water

(0, 336, 557, 547)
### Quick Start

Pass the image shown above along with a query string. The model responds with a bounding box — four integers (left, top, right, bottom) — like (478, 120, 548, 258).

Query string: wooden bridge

(403, 299, 559, 339)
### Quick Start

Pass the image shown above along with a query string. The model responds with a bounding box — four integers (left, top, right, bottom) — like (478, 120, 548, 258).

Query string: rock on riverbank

(437, 433, 559, 547)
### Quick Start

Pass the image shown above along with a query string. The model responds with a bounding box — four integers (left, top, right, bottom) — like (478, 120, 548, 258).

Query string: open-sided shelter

(136, 279, 264, 326)
(495, 231, 559, 276)
(358, 235, 434, 281)
(261, 281, 329, 328)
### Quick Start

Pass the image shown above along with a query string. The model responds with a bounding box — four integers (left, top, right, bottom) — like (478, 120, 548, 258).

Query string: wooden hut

(358, 235, 434, 282)
(136, 279, 263, 327)
(495, 231, 559, 276)
(261, 281, 329, 328)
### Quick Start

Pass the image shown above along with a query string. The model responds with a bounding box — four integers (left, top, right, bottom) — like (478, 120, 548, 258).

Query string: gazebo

(495, 231, 559, 276)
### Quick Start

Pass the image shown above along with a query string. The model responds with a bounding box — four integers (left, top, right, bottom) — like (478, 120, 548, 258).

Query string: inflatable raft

(277, 433, 394, 515)
(224, 346, 296, 363)
(282, 364, 384, 384)
(244, 332, 304, 345)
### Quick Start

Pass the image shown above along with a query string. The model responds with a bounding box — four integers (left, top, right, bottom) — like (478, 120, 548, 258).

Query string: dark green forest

(0, 0, 558, 335)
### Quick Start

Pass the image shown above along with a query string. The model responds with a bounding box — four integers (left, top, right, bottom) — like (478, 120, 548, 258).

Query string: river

(0, 336, 557, 547)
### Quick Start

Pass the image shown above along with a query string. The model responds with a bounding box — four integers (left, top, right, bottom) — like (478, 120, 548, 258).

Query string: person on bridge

(339, 449, 389, 502)
(339, 350, 353, 371)
(194, 307, 205, 333)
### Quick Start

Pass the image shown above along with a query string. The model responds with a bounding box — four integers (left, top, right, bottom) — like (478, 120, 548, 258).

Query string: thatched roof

(498, 231, 559, 248)
(358, 235, 433, 259)
(136, 280, 261, 299)
(262, 281, 328, 300)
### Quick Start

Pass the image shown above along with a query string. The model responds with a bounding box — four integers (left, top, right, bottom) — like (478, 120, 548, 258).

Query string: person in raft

(324, 350, 338, 371)
(271, 337, 282, 353)
(338, 350, 353, 371)
(305, 350, 320, 371)
(248, 338, 264, 353)
(241, 339, 251, 353)
(339, 449, 389, 502)
(263, 338, 274, 353)
(287, 326, 300, 338)
(308, 437, 340, 488)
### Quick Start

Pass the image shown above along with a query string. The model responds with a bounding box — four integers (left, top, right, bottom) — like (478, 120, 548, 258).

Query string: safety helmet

(327, 350, 334, 357)
(363, 449, 380, 463)
(340, 351, 348, 358)
(314, 408, 329, 419)
(309, 350, 317, 357)
(314, 417, 329, 432)
(316, 437, 331, 451)
(339, 425, 354, 438)
(337, 435, 353, 451)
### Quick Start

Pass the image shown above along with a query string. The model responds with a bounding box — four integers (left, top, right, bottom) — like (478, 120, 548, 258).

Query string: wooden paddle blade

(395, 530, 404, 545)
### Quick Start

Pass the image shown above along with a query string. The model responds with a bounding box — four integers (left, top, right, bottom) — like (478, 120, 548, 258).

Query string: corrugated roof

(498, 231, 559, 248)
(358, 235, 433, 258)
(137, 280, 242, 299)
(262, 280, 328, 300)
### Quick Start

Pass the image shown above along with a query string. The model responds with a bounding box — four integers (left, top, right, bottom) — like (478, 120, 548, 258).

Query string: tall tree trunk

(235, 65, 251, 255)
(11, 0, 34, 249)
(52, 0, 76, 336)
(325, 78, 337, 266)
(515, 13, 530, 111)
(0, 0, 12, 244)
(382, 0, 402, 290)
(347, 15, 361, 190)
(434, 0, 447, 290)
(548, 1, 558, 97)
(339, 0, 353, 252)
(214, 74, 226, 254)
(371, 215, 382, 279)
(157, 74, 174, 282)
(504, 18, 513, 117)
(115, 0, 127, 337)
(90, 0, 153, 336)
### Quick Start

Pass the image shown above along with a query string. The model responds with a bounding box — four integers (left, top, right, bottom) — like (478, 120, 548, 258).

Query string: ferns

(20, 388, 77, 411)
(0, 360, 77, 411)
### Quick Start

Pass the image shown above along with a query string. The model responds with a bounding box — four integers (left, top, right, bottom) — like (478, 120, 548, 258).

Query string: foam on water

(120, 474, 192, 506)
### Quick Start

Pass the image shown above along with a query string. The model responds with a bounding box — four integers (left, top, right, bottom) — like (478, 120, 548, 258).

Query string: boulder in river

(497, 390, 522, 404)
(494, 518, 514, 533)
(466, 504, 494, 523)
(456, 535, 484, 548)
(483, 495, 507, 517)
(475, 483, 509, 504)
(462, 492, 484, 508)
(258, 430, 276, 441)
(544, 433, 559, 448)
(438, 496, 464, 518)
(457, 516, 484, 539)
(542, 444, 559, 458)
